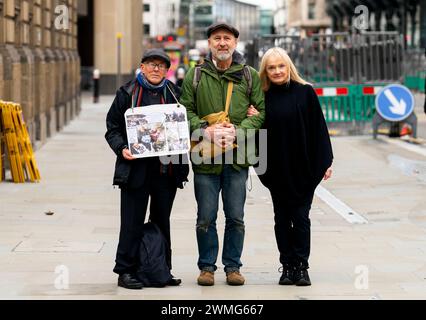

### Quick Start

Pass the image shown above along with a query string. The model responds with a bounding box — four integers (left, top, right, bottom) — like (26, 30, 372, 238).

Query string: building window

(308, 0, 315, 20)
(195, 5, 212, 15)
(144, 4, 150, 12)
(144, 24, 150, 35)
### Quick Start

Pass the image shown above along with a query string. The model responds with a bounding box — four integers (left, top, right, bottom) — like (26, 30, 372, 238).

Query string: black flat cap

(141, 49, 171, 68)
(206, 22, 239, 38)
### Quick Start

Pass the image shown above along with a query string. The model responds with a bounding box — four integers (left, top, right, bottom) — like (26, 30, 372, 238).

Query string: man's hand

(247, 105, 259, 117)
(218, 123, 236, 148)
(122, 148, 136, 161)
(204, 123, 236, 148)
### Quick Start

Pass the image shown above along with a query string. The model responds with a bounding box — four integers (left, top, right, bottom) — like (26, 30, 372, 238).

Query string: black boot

(118, 273, 143, 290)
(278, 264, 295, 285)
(294, 264, 311, 286)
(167, 275, 182, 286)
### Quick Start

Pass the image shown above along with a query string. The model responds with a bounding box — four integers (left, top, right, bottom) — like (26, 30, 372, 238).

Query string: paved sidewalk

(414, 93, 425, 139)
(0, 93, 425, 300)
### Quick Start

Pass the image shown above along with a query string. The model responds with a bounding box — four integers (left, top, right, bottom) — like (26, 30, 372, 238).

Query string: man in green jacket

(179, 22, 265, 286)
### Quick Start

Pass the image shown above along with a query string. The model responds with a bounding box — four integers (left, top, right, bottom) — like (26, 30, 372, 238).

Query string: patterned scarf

(137, 72, 168, 92)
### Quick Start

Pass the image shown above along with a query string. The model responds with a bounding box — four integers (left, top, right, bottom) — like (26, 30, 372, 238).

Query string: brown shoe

(226, 271, 245, 286)
(197, 271, 215, 286)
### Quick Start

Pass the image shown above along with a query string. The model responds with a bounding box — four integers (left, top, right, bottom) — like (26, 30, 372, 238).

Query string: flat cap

(141, 49, 171, 68)
(206, 22, 239, 38)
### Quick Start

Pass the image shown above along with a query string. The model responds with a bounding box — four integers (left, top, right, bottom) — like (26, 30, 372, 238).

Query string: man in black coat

(105, 49, 189, 289)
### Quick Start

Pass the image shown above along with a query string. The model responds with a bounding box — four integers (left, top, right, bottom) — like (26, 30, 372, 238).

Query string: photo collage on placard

(125, 106, 190, 158)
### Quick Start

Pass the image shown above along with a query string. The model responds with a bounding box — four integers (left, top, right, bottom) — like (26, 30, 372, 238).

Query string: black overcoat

(256, 80, 333, 204)
(105, 79, 189, 188)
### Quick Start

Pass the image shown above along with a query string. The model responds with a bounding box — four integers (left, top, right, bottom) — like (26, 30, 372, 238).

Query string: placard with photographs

(124, 104, 190, 158)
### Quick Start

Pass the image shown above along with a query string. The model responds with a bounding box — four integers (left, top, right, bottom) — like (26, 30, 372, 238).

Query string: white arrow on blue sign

(375, 84, 414, 122)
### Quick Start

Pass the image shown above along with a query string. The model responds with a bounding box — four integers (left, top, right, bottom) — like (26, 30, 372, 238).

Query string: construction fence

(247, 32, 425, 124)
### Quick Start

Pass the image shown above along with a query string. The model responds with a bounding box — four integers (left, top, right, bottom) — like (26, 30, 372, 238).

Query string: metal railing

(247, 32, 411, 123)
(249, 32, 404, 85)
(404, 48, 426, 92)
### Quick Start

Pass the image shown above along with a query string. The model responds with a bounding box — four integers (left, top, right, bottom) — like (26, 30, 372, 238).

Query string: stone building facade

(0, 0, 80, 147)
(274, 0, 331, 36)
(92, 0, 142, 94)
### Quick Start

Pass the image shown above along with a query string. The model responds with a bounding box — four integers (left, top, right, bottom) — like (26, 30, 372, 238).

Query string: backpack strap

(192, 66, 202, 93)
(192, 65, 252, 109)
(243, 65, 253, 97)
(224, 81, 234, 115)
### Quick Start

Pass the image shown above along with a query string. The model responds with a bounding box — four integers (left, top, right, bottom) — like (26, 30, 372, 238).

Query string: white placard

(124, 104, 190, 158)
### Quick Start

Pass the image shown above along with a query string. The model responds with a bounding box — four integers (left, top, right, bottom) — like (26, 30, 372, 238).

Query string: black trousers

(270, 189, 313, 268)
(113, 174, 177, 275)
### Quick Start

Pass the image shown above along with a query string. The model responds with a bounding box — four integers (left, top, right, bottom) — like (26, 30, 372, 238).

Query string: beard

(212, 48, 234, 61)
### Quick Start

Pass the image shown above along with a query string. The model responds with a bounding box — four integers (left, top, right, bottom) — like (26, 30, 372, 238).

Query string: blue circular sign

(375, 84, 414, 122)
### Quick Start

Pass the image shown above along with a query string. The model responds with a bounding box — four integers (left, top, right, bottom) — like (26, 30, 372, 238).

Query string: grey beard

(212, 47, 234, 62)
(215, 52, 232, 61)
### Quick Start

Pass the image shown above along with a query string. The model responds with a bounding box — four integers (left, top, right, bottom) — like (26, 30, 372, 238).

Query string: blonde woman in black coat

(248, 47, 333, 286)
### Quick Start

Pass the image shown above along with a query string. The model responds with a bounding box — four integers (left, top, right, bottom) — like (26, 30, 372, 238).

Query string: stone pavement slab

(0, 93, 425, 300)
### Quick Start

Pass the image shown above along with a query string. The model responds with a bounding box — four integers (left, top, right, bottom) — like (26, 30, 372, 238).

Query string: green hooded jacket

(179, 51, 265, 174)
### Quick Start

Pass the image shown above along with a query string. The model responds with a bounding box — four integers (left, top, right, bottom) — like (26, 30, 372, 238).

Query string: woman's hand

(122, 148, 136, 161)
(247, 105, 259, 117)
(323, 167, 333, 181)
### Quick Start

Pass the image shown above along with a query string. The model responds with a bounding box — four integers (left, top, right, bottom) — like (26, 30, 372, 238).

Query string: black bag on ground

(136, 222, 172, 287)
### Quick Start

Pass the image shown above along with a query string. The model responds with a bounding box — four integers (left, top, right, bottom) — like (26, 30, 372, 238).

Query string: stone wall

(0, 0, 80, 147)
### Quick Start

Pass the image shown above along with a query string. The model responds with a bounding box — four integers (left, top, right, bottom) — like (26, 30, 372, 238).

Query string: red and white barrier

(362, 86, 383, 95)
(315, 86, 384, 96)
(315, 87, 348, 96)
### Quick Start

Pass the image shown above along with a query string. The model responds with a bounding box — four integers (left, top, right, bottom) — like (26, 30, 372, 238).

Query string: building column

(408, 3, 417, 47)
(420, 0, 426, 48)
(94, 0, 142, 94)
(374, 10, 382, 31)
(0, 0, 80, 149)
(1, 0, 22, 104)
(385, 8, 396, 31)
(17, 0, 37, 143)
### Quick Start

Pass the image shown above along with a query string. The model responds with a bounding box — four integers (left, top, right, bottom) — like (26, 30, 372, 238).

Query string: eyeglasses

(266, 64, 286, 73)
(144, 62, 167, 71)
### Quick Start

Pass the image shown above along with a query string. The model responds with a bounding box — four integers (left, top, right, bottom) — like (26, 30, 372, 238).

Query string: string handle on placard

(166, 84, 182, 108)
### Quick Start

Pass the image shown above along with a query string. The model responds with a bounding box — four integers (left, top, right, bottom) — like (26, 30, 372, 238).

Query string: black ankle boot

(294, 265, 311, 286)
(118, 273, 143, 290)
(167, 275, 182, 286)
(278, 264, 295, 285)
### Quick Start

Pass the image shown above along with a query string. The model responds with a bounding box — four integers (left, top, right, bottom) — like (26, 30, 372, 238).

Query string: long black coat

(105, 79, 189, 188)
(256, 80, 333, 204)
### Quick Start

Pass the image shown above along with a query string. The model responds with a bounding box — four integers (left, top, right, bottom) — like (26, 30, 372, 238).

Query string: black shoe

(278, 265, 295, 285)
(294, 267, 311, 286)
(118, 273, 143, 290)
(167, 276, 182, 286)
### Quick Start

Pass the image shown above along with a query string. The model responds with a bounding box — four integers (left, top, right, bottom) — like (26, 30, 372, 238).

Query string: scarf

(137, 72, 168, 92)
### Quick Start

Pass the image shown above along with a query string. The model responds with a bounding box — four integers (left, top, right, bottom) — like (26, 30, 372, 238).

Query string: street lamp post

(116, 32, 123, 89)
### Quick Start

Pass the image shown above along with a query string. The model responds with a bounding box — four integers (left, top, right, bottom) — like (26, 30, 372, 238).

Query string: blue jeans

(194, 165, 248, 273)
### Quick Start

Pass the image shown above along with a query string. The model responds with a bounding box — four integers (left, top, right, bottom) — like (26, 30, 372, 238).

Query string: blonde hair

(259, 47, 308, 92)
